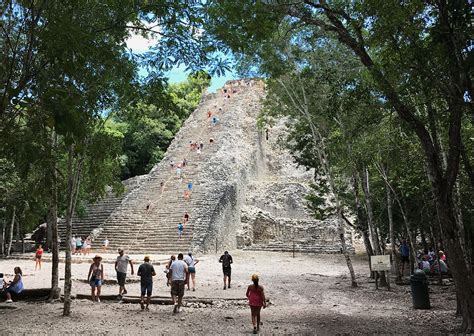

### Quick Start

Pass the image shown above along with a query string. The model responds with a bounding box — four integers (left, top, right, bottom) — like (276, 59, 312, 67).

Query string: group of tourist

(70, 236, 92, 256)
(399, 240, 450, 275)
(418, 249, 449, 275)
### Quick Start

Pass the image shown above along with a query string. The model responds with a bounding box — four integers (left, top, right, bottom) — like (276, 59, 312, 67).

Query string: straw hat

(93, 255, 102, 261)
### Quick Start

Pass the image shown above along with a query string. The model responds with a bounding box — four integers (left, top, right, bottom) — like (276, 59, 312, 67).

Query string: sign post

(370, 255, 391, 290)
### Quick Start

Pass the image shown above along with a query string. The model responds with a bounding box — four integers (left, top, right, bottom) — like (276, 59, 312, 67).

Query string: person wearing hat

(246, 274, 266, 334)
(87, 255, 104, 302)
(137, 255, 156, 310)
(115, 248, 134, 300)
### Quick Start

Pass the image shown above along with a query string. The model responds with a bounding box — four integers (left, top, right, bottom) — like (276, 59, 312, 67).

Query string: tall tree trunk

(352, 172, 374, 274)
(63, 144, 85, 316)
(360, 168, 382, 254)
(6, 206, 16, 256)
(15, 209, 20, 243)
(0, 218, 5, 256)
(46, 211, 53, 251)
(49, 143, 59, 299)
(360, 167, 387, 286)
(375, 163, 417, 273)
(386, 180, 401, 282)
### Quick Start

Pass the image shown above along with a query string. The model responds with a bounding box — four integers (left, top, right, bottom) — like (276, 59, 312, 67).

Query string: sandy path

(0, 251, 459, 335)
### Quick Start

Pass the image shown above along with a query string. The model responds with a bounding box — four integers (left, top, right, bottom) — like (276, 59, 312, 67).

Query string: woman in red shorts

(35, 244, 44, 271)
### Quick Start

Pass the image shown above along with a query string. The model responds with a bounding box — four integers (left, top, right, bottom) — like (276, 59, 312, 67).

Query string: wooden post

(292, 237, 295, 258)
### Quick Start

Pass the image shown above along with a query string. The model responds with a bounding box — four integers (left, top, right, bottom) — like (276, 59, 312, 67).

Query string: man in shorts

(170, 253, 188, 313)
(115, 248, 134, 300)
(137, 255, 156, 310)
(219, 251, 233, 290)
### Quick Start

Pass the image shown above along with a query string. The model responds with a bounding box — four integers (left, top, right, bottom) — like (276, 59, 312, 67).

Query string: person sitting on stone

(438, 250, 447, 262)
(432, 258, 449, 274)
(420, 256, 431, 273)
(2, 267, 24, 303)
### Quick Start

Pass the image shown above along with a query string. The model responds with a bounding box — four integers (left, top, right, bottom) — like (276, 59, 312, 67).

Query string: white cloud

(125, 22, 161, 53)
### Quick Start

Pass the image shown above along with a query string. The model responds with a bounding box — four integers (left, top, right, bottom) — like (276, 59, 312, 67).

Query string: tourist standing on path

(165, 255, 176, 287)
(35, 244, 43, 271)
(87, 255, 104, 302)
(85, 237, 92, 255)
(170, 253, 188, 314)
(219, 251, 233, 289)
(184, 252, 199, 291)
(137, 256, 156, 311)
(75, 237, 83, 255)
(246, 274, 266, 334)
(178, 223, 184, 240)
(102, 237, 109, 252)
(400, 240, 410, 275)
(81, 237, 87, 255)
(71, 236, 76, 254)
(115, 248, 134, 300)
(2, 267, 24, 303)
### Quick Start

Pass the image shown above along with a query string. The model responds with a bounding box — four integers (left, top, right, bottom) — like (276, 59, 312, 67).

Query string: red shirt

(36, 248, 43, 257)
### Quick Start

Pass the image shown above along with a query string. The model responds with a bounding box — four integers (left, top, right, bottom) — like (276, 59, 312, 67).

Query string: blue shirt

(400, 243, 409, 257)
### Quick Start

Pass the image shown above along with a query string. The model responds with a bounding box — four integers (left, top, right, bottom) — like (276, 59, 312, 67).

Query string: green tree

(207, 1, 473, 330)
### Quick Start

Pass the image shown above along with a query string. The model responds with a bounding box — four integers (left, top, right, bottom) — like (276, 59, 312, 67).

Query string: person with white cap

(115, 248, 134, 300)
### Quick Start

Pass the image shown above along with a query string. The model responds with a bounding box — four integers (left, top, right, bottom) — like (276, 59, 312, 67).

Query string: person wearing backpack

(219, 251, 233, 290)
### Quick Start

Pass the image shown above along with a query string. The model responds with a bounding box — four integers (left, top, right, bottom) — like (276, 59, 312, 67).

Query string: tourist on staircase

(183, 212, 189, 224)
(178, 222, 184, 240)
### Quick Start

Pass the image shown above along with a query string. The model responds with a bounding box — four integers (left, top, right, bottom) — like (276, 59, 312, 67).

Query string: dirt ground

(0, 250, 459, 335)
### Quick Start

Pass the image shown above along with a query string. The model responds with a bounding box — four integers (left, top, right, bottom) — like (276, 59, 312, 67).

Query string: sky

(126, 28, 236, 92)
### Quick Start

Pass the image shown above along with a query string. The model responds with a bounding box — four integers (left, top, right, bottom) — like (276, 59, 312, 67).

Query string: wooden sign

(371, 255, 391, 271)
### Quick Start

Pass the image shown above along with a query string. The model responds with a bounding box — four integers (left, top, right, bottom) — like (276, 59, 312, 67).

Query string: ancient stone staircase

(56, 79, 353, 254)
(57, 178, 141, 243)
(89, 80, 265, 253)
